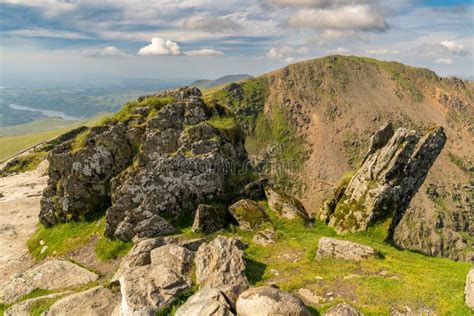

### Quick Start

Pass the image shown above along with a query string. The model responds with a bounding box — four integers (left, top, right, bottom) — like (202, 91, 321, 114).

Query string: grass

(27, 214, 132, 262)
(113, 95, 175, 122)
(0, 113, 112, 161)
(0, 151, 48, 176)
(217, 202, 473, 315)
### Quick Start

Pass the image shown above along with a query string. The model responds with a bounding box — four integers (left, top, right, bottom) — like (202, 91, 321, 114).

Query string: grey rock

(466, 268, 474, 310)
(175, 287, 234, 316)
(0, 259, 98, 304)
(316, 237, 376, 262)
(327, 125, 446, 237)
(253, 228, 277, 246)
(40, 87, 249, 242)
(236, 286, 311, 316)
(228, 199, 270, 230)
(192, 204, 228, 234)
(238, 178, 269, 200)
(119, 244, 194, 315)
(324, 303, 362, 316)
(265, 186, 309, 221)
(195, 236, 249, 305)
(46, 286, 119, 316)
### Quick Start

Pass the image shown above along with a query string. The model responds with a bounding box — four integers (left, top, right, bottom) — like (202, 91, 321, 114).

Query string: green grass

(0, 151, 48, 176)
(206, 116, 236, 129)
(27, 214, 132, 262)
(0, 113, 112, 161)
(114, 95, 175, 122)
(219, 202, 473, 315)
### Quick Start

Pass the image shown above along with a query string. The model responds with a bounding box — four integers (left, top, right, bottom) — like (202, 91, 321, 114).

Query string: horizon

(1, 0, 473, 80)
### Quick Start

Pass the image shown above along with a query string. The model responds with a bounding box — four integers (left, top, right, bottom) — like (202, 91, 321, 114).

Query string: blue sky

(0, 0, 472, 79)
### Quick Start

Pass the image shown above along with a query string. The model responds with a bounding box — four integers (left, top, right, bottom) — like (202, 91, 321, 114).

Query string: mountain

(208, 55, 473, 261)
(1, 56, 473, 315)
(191, 74, 253, 90)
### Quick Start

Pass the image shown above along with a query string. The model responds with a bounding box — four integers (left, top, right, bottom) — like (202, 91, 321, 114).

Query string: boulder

(195, 236, 249, 304)
(265, 186, 309, 221)
(4, 292, 70, 316)
(175, 287, 234, 316)
(466, 268, 474, 310)
(0, 259, 98, 304)
(47, 286, 119, 316)
(297, 288, 322, 306)
(238, 178, 269, 200)
(253, 228, 277, 246)
(236, 286, 311, 316)
(119, 244, 194, 315)
(228, 199, 270, 230)
(324, 303, 362, 316)
(316, 237, 376, 262)
(192, 204, 228, 234)
(112, 236, 204, 283)
(326, 125, 446, 237)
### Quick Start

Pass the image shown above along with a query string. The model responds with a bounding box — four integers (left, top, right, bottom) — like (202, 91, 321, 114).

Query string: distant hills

(191, 74, 252, 90)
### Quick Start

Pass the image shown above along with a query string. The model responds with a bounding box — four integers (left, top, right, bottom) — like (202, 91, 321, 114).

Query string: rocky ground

(0, 160, 47, 284)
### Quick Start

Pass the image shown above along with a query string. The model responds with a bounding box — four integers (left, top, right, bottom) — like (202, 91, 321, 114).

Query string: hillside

(1, 57, 473, 316)
(192, 74, 252, 90)
(208, 55, 473, 261)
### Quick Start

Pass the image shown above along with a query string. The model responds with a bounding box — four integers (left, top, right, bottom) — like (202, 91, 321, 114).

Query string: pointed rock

(175, 287, 234, 316)
(229, 199, 270, 230)
(265, 186, 309, 221)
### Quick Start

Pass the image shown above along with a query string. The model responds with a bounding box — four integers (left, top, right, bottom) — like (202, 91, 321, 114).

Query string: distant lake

(9, 103, 79, 121)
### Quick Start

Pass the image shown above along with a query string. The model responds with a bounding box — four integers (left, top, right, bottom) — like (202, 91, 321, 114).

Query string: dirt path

(0, 161, 48, 284)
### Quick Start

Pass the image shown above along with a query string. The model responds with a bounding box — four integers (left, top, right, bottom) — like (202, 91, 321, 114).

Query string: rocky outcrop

(393, 183, 473, 262)
(253, 228, 277, 246)
(195, 236, 249, 304)
(192, 204, 228, 234)
(119, 244, 194, 315)
(0, 259, 98, 304)
(228, 199, 270, 230)
(326, 124, 446, 237)
(4, 292, 70, 316)
(40, 87, 249, 241)
(265, 186, 309, 221)
(466, 268, 474, 310)
(236, 286, 311, 316)
(316, 237, 376, 262)
(324, 303, 362, 316)
(175, 287, 234, 316)
(47, 286, 119, 316)
(238, 178, 269, 200)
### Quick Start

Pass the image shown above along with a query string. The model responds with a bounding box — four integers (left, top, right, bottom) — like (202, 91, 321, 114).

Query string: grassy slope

(230, 204, 472, 315)
(0, 113, 112, 161)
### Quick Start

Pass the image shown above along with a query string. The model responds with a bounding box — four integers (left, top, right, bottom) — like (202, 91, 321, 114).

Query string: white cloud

(6, 28, 91, 40)
(328, 47, 351, 55)
(81, 46, 128, 57)
(266, 0, 331, 7)
(440, 40, 470, 56)
(288, 5, 387, 31)
(319, 29, 369, 42)
(138, 37, 182, 56)
(184, 49, 224, 56)
(366, 48, 399, 55)
(266, 45, 309, 63)
(435, 58, 453, 65)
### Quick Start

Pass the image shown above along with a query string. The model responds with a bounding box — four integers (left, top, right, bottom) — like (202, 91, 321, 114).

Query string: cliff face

(40, 87, 249, 241)
(210, 55, 473, 261)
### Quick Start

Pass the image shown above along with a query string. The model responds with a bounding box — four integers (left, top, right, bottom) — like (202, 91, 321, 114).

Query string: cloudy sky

(0, 0, 472, 80)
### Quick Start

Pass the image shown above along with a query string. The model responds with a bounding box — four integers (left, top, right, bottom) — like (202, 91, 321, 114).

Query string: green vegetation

(114, 95, 175, 122)
(206, 116, 236, 130)
(29, 295, 63, 316)
(207, 78, 268, 133)
(448, 151, 473, 178)
(246, 107, 308, 193)
(27, 215, 132, 262)
(0, 113, 112, 161)
(70, 129, 91, 153)
(0, 151, 48, 176)
(156, 287, 197, 316)
(221, 202, 472, 315)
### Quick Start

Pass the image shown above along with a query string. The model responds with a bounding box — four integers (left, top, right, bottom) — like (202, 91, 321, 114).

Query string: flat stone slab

(316, 237, 376, 262)
(0, 259, 98, 304)
(47, 286, 120, 316)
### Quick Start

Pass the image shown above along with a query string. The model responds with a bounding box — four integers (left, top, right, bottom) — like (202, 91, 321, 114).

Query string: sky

(0, 0, 473, 80)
